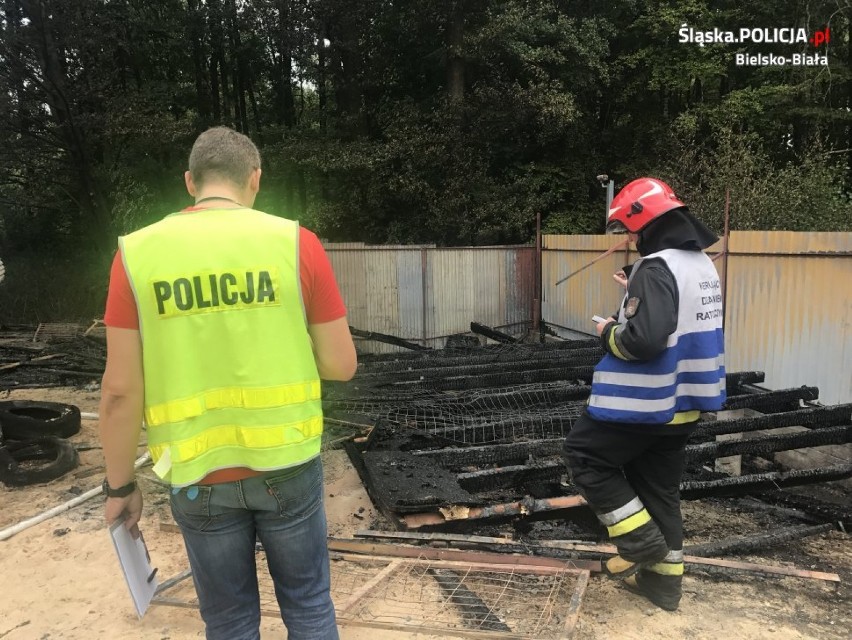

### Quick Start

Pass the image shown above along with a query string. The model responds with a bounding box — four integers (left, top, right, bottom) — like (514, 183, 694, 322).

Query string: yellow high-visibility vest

(120, 208, 323, 487)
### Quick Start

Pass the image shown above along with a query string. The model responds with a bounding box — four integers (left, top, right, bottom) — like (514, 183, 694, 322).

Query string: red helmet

(607, 177, 685, 233)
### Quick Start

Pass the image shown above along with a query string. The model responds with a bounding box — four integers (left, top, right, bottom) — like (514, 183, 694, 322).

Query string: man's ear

(249, 168, 262, 194)
(185, 171, 197, 197)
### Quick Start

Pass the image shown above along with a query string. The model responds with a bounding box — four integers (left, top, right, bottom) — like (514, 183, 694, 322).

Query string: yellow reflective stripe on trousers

(607, 508, 652, 537)
(144, 381, 322, 427)
(148, 415, 323, 464)
(646, 561, 685, 576)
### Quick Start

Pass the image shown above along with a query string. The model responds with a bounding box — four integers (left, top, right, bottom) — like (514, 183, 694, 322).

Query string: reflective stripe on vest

(588, 249, 726, 424)
(120, 208, 323, 487)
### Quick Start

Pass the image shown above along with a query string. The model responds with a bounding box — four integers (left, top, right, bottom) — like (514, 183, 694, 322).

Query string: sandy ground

(0, 386, 849, 640)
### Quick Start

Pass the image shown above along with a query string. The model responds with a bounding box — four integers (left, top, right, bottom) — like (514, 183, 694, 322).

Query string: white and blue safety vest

(587, 248, 726, 424)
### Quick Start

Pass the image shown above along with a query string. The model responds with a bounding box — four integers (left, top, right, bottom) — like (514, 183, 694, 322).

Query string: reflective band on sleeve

(608, 326, 629, 361)
(145, 381, 322, 427)
(607, 508, 652, 537)
(598, 496, 644, 526)
(646, 561, 685, 576)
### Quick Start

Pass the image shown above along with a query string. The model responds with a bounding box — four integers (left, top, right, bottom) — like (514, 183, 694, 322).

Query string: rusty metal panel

(724, 232, 852, 405)
(327, 246, 534, 353)
(542, 235, 633, 337)
(541, 232, 852, 404)
(395, 250, 425, 342)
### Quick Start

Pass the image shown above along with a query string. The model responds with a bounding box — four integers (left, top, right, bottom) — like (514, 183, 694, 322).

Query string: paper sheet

(109, 518, 158, 618)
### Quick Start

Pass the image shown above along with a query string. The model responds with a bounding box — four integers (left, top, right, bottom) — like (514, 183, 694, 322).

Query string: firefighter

(564, 177, 725, 611)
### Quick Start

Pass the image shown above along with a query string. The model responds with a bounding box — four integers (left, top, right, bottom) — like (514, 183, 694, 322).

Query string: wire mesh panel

(153, 551, 590, 639)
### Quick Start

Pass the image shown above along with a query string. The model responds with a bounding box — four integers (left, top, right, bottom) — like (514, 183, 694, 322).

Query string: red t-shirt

(104, 211, 346, 485)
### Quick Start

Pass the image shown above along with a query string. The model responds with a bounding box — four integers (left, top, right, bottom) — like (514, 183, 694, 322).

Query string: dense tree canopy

(0, 1, 850, 318)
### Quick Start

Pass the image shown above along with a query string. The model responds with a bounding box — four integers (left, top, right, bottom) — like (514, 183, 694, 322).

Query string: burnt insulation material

(723, 387, 819, 412)
(684, 424, 852, 463)
(680, 464, 852, 499)
(360, 450, 483, 513)
(691, 404, 852, 439)
(684, 523, 833, 557)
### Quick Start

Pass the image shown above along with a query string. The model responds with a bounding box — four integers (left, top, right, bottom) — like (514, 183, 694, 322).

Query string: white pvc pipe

(0, 452, 151, 542)
(80, 412, 99, 420)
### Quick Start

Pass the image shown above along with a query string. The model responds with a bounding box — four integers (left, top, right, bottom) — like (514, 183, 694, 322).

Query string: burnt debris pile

(328, 326, 852, 544)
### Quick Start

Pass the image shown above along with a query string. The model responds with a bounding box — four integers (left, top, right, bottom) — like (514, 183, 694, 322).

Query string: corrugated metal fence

(542, 232, 852, 405)
(326, 245, 535, 352)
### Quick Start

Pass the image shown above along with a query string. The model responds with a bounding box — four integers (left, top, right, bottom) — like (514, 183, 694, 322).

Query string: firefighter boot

(622, 551, 684, 611)
(599, 497, 669, 579)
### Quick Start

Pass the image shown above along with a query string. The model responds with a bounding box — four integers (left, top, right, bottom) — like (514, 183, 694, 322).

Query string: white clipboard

(108, 517, 158, 618)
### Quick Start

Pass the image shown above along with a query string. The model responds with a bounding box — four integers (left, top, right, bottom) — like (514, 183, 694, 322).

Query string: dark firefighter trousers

(563, 412, 693, 611)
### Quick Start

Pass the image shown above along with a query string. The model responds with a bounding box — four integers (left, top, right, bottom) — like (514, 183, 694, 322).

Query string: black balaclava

(636, 207, 719, 257)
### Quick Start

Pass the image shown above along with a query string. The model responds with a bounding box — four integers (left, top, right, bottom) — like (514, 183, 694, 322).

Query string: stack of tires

(0, 401, 80, 487)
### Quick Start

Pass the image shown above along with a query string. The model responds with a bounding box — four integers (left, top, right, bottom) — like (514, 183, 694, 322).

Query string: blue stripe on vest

(588, 328, 725, 424)
(594, 329, 724, 376)
(593, 368, 726, 401)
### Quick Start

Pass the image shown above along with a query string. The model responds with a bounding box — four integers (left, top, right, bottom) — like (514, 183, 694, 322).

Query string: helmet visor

(605, 219, 628, 234)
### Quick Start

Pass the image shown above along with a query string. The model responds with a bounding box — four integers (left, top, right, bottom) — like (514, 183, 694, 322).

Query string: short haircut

(188, 126, 261, 188)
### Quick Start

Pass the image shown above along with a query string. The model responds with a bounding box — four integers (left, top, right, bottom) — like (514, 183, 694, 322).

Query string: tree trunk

(446, 2, 465, 102)
(187, 0, 210, 125)
(275, 0, 296, 127)
(20, 0, 111, 249)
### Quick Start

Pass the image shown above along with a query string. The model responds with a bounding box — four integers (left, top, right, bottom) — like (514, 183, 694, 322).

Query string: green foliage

(0, 0, 850, 321)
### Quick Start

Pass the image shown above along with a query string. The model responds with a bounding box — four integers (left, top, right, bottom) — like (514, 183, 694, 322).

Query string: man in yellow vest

(99, 126, 356, 639)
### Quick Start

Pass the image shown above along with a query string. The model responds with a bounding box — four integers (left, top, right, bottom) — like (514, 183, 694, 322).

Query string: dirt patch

(0, 386, 849, 639)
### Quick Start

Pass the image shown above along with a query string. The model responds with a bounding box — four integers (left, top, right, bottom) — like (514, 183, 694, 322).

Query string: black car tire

(0, 437, 79, 486)
(0, 401, 82, 439)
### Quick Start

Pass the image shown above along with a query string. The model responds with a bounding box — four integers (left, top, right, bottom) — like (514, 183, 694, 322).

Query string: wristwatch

(102, 478, 137, 498)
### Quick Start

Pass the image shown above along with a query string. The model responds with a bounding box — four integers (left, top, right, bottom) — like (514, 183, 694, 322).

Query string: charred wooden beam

(679, 464, 852, 499)
(457, 460, 563, 492)
(692, 404, 852, 439)
(470, 322, 517, 344)
(685, 524, 833, 557)
(356, 352, 602, 382)
(684, 424, 852, 463)
(349, 326, 431, 351)
(413, 438, 564, 469)
(724, 387, 819, 412)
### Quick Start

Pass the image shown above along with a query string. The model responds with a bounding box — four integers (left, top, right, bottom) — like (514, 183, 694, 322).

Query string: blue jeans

(169, 457, 338, 640)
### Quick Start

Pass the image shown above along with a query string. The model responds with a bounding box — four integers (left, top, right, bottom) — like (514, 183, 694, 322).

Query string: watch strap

(103, 478, 137, 498)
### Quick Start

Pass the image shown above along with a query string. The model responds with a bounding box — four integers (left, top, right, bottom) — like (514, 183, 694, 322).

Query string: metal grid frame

(152, 551, 590, 639)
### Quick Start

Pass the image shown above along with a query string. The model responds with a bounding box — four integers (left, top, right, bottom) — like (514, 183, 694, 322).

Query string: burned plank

(470, 322, 518, 344)
(692, 404, 852, 439)
(679, 464, 852, 499)
(684, 523, 834, 557)
(684, 424, 852, 463)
